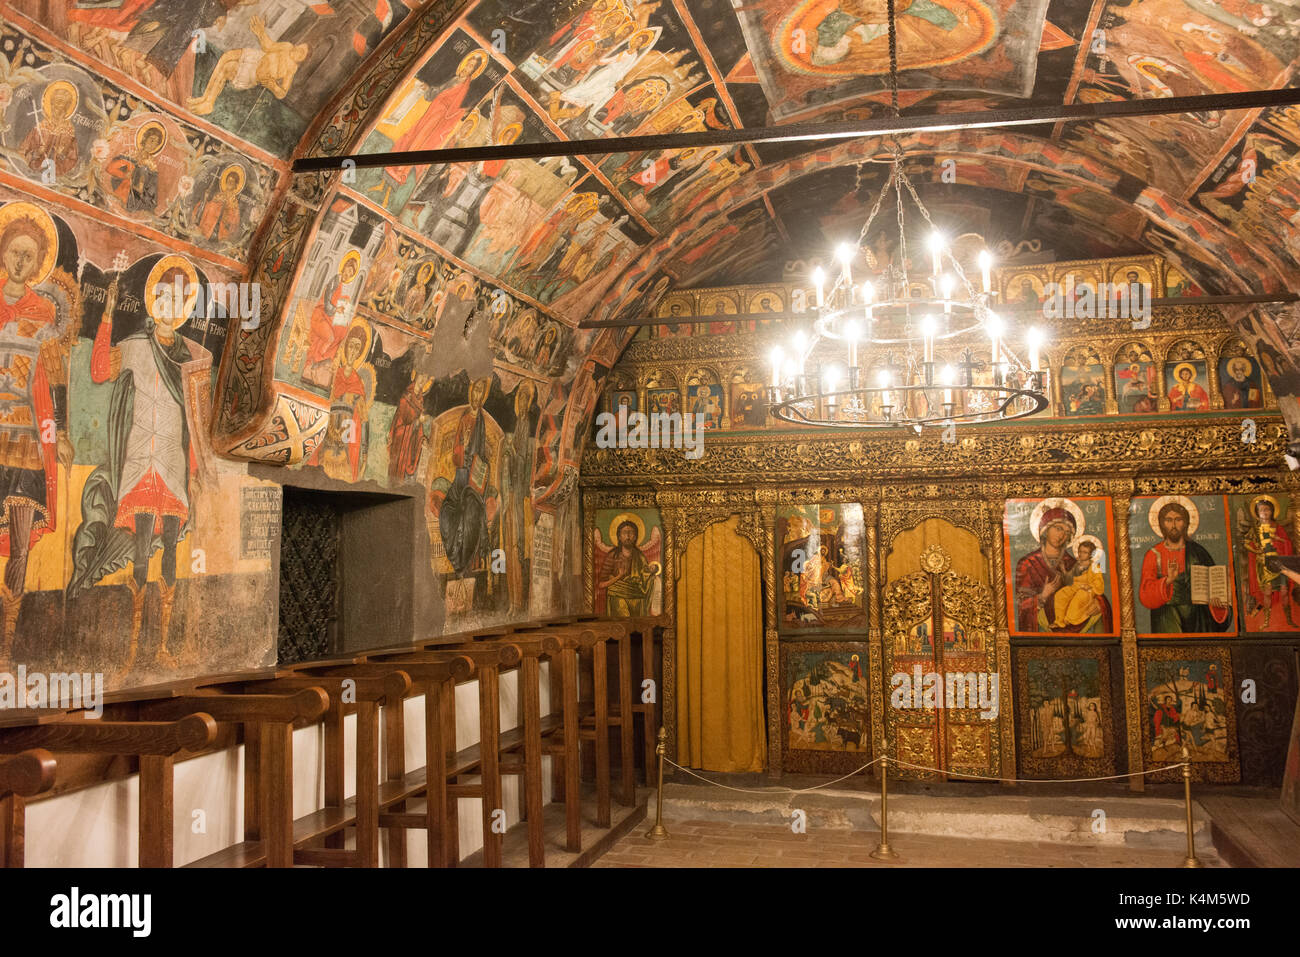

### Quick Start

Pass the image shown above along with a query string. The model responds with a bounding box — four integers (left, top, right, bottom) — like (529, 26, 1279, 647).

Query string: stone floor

(592, 817, 1225, 867)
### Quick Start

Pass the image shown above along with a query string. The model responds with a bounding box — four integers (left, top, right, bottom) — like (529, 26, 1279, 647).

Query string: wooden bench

(0, 714, 216, 867)
(367, 644, 520, 866)
(0, 749, 56, 867)
(143, 688, 329, 867)
(305, 657, 472, 868)
(240, 674, 409, 867)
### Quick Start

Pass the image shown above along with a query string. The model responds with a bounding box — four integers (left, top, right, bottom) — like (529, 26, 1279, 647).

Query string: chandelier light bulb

(929, 231, 944, 277)
(1027, 326, 1044, 372)
(836, 243, 854, 284)
(978, 249, 993, 294)
(921, 314, 936, 363)
(941, 364, 955, 406)
(876, 369, 891, 389)
(987, 312, 1003, 367)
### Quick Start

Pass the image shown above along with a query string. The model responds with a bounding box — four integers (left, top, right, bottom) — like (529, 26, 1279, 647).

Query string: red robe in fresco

(0, 288, 59, 555)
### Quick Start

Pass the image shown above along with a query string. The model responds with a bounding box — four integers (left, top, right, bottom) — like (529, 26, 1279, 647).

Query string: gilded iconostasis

(583, 261, 1300, 787)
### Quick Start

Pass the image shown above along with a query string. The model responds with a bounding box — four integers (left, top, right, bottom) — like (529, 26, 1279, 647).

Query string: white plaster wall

(24, 662, 554, 867)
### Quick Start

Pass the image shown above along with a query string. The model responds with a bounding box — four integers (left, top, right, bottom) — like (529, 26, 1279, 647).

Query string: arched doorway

(675, 515, 766, 772)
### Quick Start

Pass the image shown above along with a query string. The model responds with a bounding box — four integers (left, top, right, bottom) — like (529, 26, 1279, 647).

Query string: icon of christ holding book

(1138, 497, 1232, 634)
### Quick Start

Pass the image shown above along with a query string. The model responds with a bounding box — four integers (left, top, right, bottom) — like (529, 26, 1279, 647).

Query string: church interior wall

(583, 271, 1300, 787)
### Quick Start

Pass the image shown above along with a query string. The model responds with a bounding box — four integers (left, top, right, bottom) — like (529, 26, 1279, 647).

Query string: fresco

(592, 507, 663, 617)
(1016, 648, 1114, 779)
(1128, 495, 1236, 638)
(778, 503, 866, 633)
(0, 193, 276, 685)
(1192, 106, 1300, 274)
(735, 0, 1052, 121)
(1004, 498, 1118, 637)
(1067, 0, 1300, 195)
(12, 0, 416, 156)
(0, 21, 274, 259)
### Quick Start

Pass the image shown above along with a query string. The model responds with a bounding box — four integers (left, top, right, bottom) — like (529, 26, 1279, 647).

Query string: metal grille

(277, 490, 341, 664)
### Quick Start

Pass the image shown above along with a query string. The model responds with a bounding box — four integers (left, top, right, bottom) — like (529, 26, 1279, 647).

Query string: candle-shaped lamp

(812, 267, 825, 308)
(921, 314, 936, 364)
(770, 345, 783, 388)
(941, 364, 955, 407)
(1027, 327, 1043, 373)
(978, 249, 992, 295)
(862, 280, 875, 326)
(844, 318, 860, 370)
(836, 242, 853, 285)
(876, 368, 892, 415)
(793, 329, 808, 374)
(940, 274, 954, 316)
(928, 231, 944, 278)
(987, 312, 1003, 373)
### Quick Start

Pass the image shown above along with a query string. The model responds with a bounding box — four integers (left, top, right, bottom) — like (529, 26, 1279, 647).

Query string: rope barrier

(663, 756, 882, 794)
(661, 754, 1189, 791)
(884, 757, 1192, 785)
(641, 727, 1206, 867)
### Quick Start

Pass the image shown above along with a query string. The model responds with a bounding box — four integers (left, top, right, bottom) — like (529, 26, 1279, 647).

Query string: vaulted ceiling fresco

(6, 0, 1300, 479)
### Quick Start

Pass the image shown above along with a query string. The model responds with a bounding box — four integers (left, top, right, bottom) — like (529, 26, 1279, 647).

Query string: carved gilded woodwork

(585, 263, 1299, 783)
(581, 417, 1289, 486)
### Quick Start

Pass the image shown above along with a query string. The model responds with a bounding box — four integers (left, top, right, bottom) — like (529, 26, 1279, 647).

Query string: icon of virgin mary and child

(1014, 501, 1114, 635)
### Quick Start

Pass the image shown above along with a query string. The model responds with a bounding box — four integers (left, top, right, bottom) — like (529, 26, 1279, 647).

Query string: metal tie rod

(294, 88, 1300, 172)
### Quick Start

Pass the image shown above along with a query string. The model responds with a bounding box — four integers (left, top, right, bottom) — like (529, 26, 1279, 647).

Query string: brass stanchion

(1181, 746, 1202, 868)
(870, 739, 899, 861)
(645, 726, 669, 841)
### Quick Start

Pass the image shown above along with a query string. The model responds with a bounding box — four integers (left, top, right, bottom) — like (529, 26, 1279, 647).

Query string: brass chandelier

(765, 0, 1050, 432)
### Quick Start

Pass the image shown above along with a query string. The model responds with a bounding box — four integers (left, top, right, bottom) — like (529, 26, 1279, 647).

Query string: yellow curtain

(676, 515, 766, 772)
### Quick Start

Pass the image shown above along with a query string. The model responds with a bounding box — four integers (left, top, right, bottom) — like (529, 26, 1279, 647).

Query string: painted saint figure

(20, 81, 81, 180)
(194, 164, 246, 243)
(429, 377, 500, 579)
(105, 122, 167, 214)
(1014, 505, 1113, 634)
(0, 203, 67, 654)
(597, 519, 657, 617)
(1167, 362, 1210, 411)
(387, 370, 432, 484)
(1138, 500, 1232, 633)
(313, 323, 374, 483)
(500, 383, 536, 615)
(79, 256, 204, 671)
(303, 251, 361, 385)
(1239, 495, 1299, 631)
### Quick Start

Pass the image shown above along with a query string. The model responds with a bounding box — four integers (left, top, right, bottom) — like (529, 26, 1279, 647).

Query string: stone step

(657, 783, 1223, 862)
